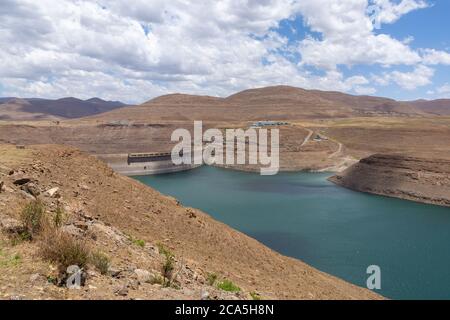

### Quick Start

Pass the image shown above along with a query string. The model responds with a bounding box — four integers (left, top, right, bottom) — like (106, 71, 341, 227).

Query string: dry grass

(0, 145, 33, 167)
(39, 228, 90, 272)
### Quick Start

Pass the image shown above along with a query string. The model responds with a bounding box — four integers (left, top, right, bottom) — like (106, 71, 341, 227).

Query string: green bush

(90, 251, 110, 275)
(20, 200, 45, 239)
(132, 238, 145, 247)
(217, 279, 240, 292)
(157, 243, 175, 287)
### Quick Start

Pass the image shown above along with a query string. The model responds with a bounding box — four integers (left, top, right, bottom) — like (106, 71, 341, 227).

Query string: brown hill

(410, 99, 450, 115)
(88, 85, 426, 122)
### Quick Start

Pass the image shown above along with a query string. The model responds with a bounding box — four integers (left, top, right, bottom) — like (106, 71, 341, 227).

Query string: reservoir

(135, 166, 450, 300)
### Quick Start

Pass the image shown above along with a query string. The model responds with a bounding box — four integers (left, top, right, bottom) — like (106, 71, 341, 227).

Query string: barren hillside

(0, 144, 381, 300)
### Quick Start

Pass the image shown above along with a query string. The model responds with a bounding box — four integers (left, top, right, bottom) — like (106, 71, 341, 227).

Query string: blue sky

(271, 0, 450, 100)
(0, 0, 449, 103)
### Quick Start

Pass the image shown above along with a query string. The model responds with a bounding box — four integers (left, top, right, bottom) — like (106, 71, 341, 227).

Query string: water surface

(135, 166, 450, 299)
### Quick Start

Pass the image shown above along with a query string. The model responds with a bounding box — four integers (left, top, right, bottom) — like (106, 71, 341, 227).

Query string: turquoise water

(135, 166, 450, 300)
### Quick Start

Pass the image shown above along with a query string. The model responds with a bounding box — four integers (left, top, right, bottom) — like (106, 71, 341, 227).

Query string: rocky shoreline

(329, 154, 450, 207)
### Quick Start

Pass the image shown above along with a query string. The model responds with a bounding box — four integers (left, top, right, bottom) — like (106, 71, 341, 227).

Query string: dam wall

(96, 153, 202, 176)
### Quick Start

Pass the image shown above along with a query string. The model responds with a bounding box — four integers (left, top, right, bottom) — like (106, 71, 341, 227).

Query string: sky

(0, 0, 450, 103)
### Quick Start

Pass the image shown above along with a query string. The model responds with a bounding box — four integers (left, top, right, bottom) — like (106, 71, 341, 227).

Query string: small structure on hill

(251, 121, 289, 128)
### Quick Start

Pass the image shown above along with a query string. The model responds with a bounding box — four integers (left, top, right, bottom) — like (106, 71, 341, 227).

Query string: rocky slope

(0, 144, 381, 300)
(329, 154, 450, 207)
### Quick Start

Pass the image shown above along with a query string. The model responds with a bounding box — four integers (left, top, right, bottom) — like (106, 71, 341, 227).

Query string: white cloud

(354, 86, 377, 95)
(0, 0, 444, 103)
(422, 49, 450, 65)
(389, 65, 434, 90)
(297, 0, 422, 69)
(371, 0, 428, 25)
(437, 83, 450, 94)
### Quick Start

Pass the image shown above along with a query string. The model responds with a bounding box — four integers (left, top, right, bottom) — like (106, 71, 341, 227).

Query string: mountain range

(0, 97, 125, 120)
(1, 86, 450, 122)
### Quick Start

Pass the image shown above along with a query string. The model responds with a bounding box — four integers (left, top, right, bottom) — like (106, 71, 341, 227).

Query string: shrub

(39, 229, 90, 272)
(207, 273, 218, 286)
(217, 279, 240, 292)
(132, 238, 145, 248)
(53, 205, 65, 228)
(150, 274, 164, 285)
(157, 243, 175, 287)
(20, 200, 45, 239)
(90, 251, 110, 275)
(250, 291, 262, 300)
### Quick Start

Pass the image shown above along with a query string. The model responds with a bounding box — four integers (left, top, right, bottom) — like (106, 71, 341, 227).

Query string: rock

(19, 190, 36, 200)
(186, 208, 197, 218)
(73, 221, 89, 231)
(134, 269, 152, 284)
(0, 216, 23, 233)
(13, 178, 31, 186)
(29, 273, 47, 285)
(78, 211, 93, 221)
(45, 187, 60, 198)
(61, 225, 84, 237)
(108, 267, 122, 278)
(79, 184, 90, 191)
(0, 181, 4, 193)
(115, 284, 128, 296)
(201, 290, 210, 300)
(128, 279, 139, 290)
(21, 183, 40, 197)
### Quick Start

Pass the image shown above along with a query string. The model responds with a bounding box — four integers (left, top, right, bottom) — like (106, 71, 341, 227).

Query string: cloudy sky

(1, 0, 450, 103)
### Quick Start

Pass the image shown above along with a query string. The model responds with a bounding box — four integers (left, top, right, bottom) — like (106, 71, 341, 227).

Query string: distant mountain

(409, 99, 450, 115)
(0, 97, 126, 120)
(90, 85, 432, 122)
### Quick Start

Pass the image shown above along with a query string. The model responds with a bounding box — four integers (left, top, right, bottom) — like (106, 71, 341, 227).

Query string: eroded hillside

(0, 144, 381, 300)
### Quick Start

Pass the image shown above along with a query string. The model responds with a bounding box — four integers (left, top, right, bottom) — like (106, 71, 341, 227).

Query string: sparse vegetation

(217, 279, 240, 292)
(250, 291, 262, 300)
(207, 273, 218, 286)
(157, 243, 175, 287)
(10, 231, 32, 245)
(90, 251, 110, 275)
(53, 205, 65, 228)
(39, 229, 90, 272)
(20, 199, 46, 239)
(0, 252, 21, 268)
(126, 233, 145, 247)
(132, 238, 145, 247)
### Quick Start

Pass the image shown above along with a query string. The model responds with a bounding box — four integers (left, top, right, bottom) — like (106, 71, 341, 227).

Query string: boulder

(134, 269, 152, 284)
(115, 284, 129, 296)
(0, 216, 23, 233)
(22, 183, 40, 197)
(45, 187, 60, 198)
